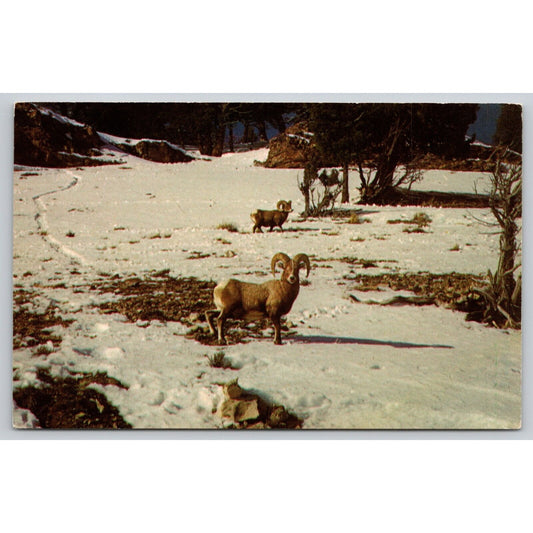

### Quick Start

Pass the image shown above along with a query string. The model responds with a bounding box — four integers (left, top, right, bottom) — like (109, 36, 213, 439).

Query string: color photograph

(12, 102, 522, 429)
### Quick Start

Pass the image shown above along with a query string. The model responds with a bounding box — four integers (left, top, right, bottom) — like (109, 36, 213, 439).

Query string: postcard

(12, 102, 522, 429)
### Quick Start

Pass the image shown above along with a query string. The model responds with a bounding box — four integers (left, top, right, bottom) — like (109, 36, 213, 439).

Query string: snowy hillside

(12, 146, 521, 429)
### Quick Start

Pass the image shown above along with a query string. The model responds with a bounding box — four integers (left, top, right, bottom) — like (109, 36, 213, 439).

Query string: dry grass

(346, 213, 370, 224)
(388, 212, 432, 227)
(217, 222, 239, 233)
(206, 351, 238, 369)
(34, 344, 55, 356)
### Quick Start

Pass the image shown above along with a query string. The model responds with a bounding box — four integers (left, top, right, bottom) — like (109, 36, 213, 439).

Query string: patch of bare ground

(369, 188, 491, 208)
(13, 368, 131, 429)
(89, 272, 296, 345)
(13, 289, 73, 350)
(331, 208, 380, 219)
(188, 318, 296, 346)
(311, 255, 397, 270)
(186, 251, 212, 260)
(340, 257, 395, 269)
(348, 272, 488, 318)
(90, 272, 216, 323)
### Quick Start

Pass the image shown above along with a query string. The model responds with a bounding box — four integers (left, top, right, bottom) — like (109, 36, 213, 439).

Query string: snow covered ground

(12, 147, 521, 429)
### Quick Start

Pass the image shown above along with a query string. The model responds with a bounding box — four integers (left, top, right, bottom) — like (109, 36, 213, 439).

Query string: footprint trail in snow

(32, 170, 89, 266)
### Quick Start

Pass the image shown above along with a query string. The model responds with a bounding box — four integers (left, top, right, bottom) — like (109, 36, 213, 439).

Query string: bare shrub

(217, 222, 239, 233)
(347, 213, 370, 224)
(474, 160, 521, 328)
(298, 160, 343, 217)
(206, 351, 235, 369)
(411, 212, 432, 227)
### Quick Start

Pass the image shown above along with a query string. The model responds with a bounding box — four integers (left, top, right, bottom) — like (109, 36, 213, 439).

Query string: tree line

(48, 102, 301, 156)
(49, 101, 520, 205)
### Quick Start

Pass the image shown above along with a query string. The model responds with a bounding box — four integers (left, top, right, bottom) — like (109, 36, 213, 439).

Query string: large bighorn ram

(251, 200, 293, 233)
(205, 252, 311, 345)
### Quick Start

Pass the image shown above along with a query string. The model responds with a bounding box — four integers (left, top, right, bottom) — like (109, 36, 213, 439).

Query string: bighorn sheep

(251, 200, 293, 233)
(205, 252, 311, 345)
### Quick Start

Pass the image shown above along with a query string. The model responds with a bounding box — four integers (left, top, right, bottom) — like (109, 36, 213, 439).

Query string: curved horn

(271, 252, 290, 277)
(277, 200, 288, 211)
(293, 253, 311, 278)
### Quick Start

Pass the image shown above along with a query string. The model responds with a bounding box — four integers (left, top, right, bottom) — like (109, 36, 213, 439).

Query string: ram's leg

(272, 316, 282, 345)
(205, 310, 218, 335)
(217, 311, 228, 344)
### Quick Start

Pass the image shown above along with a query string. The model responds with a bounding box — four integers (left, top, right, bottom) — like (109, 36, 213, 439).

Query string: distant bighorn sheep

(205, 252, 311, 345)
(251, 200, 293, 233)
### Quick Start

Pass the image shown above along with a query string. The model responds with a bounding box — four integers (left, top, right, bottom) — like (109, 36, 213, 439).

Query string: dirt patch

(13, 289, 73, 350)
(13, 368, 131, 429)
(187, 251, 213, 260)
(339, 257, 393, 269)
(369, 188, 491, 208)
(331, 208, 381, 220)
(348, 272, 487, 310)
(311, 255, 397, 269)
(387, 213, 432, 227)
(91, 273, 216, 323)
(90, 272, 295, 344)
(187, 318, 295, 346)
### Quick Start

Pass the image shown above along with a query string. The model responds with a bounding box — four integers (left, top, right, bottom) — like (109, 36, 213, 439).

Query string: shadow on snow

(291, 334, 453, 350)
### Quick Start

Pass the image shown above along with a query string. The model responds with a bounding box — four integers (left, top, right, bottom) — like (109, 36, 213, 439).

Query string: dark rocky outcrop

(116, 139, 193, 163)
(14, 103, 194, 168)
(260, 123, 521, 172)
(14, 103, 113, 168)
(218, 379, 302, 429)
(261, 122, 316, 168)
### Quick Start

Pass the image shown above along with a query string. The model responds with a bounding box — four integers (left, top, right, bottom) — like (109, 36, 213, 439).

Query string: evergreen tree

(493, 104, 522, 153)
(48, 102, 297, 155)
(307, 103, 478, 204)
(358, 103, 478, 203)
(308, 103, 367, 203)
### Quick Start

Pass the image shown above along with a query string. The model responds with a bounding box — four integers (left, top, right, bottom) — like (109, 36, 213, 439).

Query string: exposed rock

(217, 378, 302, 429)
(14, 103, 194, 168)
(117, 139, 193, 163)
(219, 379, 264, 422)
(14, 103, 115, 168)
(268, 405, 289, 426)
(220, 398, 262, 423)
(261, 122, 316, 168)
(223, 379, 244, 399)
(260, 122, 521, 172)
